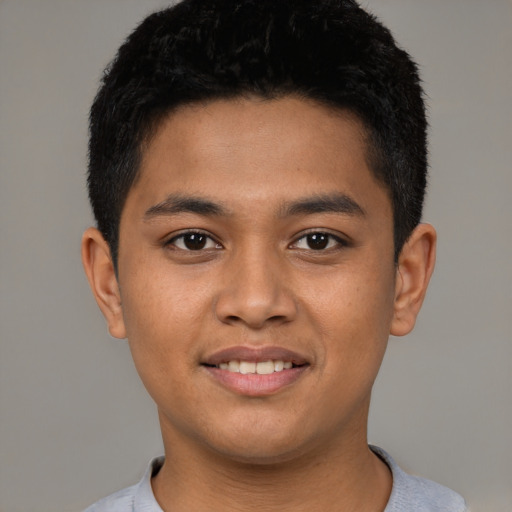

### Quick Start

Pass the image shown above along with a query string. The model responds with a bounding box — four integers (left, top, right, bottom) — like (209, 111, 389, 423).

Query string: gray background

(0, 1, 510, 511)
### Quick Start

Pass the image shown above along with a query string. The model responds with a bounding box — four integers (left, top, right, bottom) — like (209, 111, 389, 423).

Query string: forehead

(127, 96, 390, 219)
(143, 96, 370, 165)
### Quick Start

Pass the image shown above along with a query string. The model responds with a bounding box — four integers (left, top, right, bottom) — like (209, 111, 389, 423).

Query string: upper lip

(202, 346, 309, 366)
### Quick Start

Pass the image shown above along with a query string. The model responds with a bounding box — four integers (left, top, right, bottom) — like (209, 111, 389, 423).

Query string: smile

(202, 347, 310, 396)
(217, 360, 294, 374)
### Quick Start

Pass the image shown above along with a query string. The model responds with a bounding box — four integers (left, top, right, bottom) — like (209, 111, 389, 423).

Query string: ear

(390, 223, 436, 337)
(81, 227, 126, 339)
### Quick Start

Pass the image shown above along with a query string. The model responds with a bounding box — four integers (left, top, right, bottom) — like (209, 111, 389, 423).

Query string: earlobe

(390, 223, 436, 337)
(81, 227, 127, 339)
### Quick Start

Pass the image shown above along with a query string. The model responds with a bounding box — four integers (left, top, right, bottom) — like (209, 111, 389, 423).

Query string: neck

(152, 416, 392, 512)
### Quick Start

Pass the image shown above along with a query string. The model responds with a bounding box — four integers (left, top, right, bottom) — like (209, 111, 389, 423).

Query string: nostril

(213, 274, 298, 328)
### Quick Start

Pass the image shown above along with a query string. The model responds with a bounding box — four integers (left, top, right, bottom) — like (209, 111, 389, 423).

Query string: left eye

(168, 232, 220, 251)
(292, 232, 342, 251)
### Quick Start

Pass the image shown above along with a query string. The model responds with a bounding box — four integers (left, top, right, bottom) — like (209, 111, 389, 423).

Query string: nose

(214, 247, 298, 329)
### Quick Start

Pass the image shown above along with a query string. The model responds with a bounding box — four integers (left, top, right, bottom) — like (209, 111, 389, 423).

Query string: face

(115, 97, 398, 463)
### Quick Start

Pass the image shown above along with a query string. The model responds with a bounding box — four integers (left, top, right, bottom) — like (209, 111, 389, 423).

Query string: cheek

(121, 287, 200, 419)
(118, 265, 207, 385)
(121, 255, 207, 333)
(305, 263, 395, 368)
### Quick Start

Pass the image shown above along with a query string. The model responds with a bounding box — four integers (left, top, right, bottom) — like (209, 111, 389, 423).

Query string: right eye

(291, 231, 347, 252)
(166, 231, 221, 251)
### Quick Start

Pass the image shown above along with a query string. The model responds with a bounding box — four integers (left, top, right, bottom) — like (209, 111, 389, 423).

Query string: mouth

(205, 360, 298, 374)
(201, 347, 310, 396)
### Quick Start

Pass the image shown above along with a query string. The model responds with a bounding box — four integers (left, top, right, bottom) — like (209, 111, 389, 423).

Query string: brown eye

(169, 232, 220, 251)
(306, 233, 329, 250)
(182, 233, 207, 250)
(292, 232, 345, 251)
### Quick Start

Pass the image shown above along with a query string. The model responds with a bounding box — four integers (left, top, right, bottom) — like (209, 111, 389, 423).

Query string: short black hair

(88, 0, 427, 266)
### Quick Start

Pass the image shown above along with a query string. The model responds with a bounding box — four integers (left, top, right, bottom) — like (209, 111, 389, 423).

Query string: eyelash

(290, 231, 348, 252)
(165, 230, 348, 252)
(165, 230, 222, 251)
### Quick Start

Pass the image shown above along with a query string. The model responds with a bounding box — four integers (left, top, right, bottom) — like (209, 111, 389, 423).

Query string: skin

(82, 96, 436, 511)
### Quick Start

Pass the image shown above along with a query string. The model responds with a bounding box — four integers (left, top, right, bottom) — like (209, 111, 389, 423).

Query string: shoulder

(371, 446, 468, 512)
(82, 484, 137, 512)
(82, 457, 164, 512)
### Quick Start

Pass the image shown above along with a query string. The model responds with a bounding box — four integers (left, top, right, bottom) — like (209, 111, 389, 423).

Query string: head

(88, 0, 428, 268)
(82, 0, 436, 467)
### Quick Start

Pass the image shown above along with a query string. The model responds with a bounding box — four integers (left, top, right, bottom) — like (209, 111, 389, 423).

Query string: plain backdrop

(1, 1, 511, 511)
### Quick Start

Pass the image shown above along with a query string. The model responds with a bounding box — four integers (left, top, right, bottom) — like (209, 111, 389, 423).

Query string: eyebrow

(280, 194, 365, 217)
(144, 194, 230, 220)
(143, 192, 365, 221)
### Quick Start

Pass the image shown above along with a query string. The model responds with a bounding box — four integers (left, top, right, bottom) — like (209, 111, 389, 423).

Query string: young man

(82, 1, 466, 510)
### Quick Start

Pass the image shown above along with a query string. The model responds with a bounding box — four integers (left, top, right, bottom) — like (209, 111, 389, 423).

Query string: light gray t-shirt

(84, 446, 467, 511)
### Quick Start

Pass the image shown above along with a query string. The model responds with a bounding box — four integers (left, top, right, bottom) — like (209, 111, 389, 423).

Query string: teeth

(216, 360, 295, 374)
(256, 361, 274, 375)
(239, 361, 256, 374)
(228, 360, 239, 372)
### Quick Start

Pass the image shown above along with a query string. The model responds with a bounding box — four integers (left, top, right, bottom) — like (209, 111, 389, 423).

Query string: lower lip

(203, 366, 309, 396)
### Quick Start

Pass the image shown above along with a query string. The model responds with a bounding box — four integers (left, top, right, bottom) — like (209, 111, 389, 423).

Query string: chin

(213, 442, 308, 467)
(202, 422, 315, 466)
